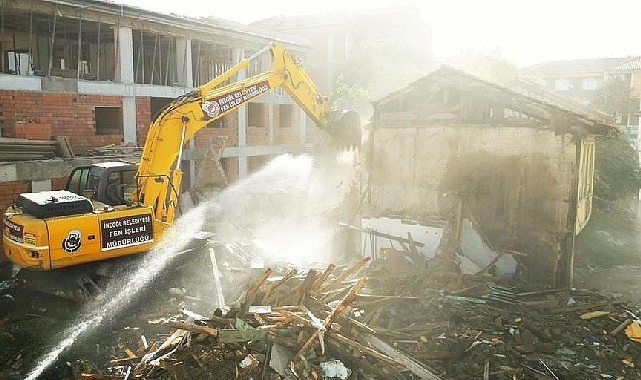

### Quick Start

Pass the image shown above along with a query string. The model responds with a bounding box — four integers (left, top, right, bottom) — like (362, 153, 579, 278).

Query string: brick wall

(51, 176, 68, 190)
(136, 97, 152, 145)
(0, 91, 123, 153)
(0, 181, 29, 213)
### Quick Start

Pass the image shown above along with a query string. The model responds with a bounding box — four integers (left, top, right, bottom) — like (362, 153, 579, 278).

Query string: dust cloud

(213, 152, 358, 267)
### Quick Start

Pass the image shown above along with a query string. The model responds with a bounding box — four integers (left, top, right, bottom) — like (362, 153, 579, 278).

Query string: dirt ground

(574, 265, 641, 304)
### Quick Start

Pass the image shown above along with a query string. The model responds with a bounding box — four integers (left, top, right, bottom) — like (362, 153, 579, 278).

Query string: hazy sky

(120, 0, 641, 67)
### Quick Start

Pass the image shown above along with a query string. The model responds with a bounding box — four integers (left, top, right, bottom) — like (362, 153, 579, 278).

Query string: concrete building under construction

(0, 0, 317, 214)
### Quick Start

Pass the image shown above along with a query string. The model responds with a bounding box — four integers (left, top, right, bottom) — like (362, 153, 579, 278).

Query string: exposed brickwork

(51, 176, 68, 190)
(274, 125, 300, 145)
(0, 181, 29, 213)
(7, 122, 52, 140)
(136, 97, 152, 146)
(0, 91, 123, 154)
(246, 126, 269, 145)
(222, 157, 239, 183)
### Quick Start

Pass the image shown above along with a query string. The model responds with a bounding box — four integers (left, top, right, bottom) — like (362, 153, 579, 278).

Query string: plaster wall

(368, 123, 578, 283)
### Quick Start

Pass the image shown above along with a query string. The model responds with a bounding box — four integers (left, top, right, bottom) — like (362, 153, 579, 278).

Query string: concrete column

(233, 48, 248, 179)
(31, 180, 51, 192)
(122, 96, 137, 145)
(175, 38, 193, 88)
(267, 104, 274, 145)
(115, 27, 137, 145)
(115, 27, 134, 84)
(176, 38, 194, 180)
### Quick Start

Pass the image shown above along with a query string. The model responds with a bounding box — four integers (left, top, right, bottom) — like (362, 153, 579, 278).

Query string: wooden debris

(167, 321, 218, 337)
(610, 318, 633, 335)
(579, 310, 610, 320)
(74, 255, 641, 380)
(241, 268, 272, 310)
(317, 257, 370, 293)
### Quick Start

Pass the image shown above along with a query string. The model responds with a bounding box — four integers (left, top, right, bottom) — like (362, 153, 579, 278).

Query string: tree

(594, 135, 641, 205)
(592, 76, 639, 124)
(330, 73, 370, 114)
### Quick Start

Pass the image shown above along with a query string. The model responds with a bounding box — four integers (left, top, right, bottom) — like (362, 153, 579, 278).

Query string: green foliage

(592, 76, 639, 118)
(330, 73, 370, 113)
(594, 136, 641, 203)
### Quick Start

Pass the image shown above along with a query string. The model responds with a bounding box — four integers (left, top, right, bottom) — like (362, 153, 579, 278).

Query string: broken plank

(168, 321, 218, 337)
(318, 258, 371, 294)
(330, 332, 400, 366)
(261, 269, 297, 304)
(312, 263, 337, 291)
(218, 328, 288, 343)
(360, 333, 441, 380)
(241, 268, 273, 310)
(79, 375, 124, 380)
(294, 277, 367, 360)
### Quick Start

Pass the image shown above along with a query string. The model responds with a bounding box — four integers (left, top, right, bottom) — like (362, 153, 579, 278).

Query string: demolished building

(364, 66, 620, 287)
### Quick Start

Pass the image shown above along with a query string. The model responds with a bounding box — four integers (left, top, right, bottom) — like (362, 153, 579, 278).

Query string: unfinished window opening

(248, 103, 264, 127)
(95, 107, 123, 136)
(5, 51, 32, 75)
(193, 43, 233, 86)
(0, 7, 117, 80)
(131, 31, 178, 85)
(279, 105, 294, 127)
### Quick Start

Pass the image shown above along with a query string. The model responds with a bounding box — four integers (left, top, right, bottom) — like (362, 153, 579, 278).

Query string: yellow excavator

(2, 43, 361, 271)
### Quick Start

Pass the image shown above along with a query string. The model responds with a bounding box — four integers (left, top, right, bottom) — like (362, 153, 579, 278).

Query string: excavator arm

(136, 43, 361, 224)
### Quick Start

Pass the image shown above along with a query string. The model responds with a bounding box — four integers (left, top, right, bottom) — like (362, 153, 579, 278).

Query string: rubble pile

(4, 237, 641, 379)
(79, 257, 441, 380)
(361, 255, 641, 379)
(69, 250, 641, 380)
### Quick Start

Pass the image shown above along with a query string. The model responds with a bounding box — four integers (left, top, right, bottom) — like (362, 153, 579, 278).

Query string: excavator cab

(66, 162, 138, 206)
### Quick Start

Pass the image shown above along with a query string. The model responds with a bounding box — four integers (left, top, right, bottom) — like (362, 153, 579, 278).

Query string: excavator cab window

(104, 170, 137, 206)
(66, 166, 92, 196)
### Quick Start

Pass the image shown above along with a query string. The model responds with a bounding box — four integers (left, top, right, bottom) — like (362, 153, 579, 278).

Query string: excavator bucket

(328, 110, 362, 148)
